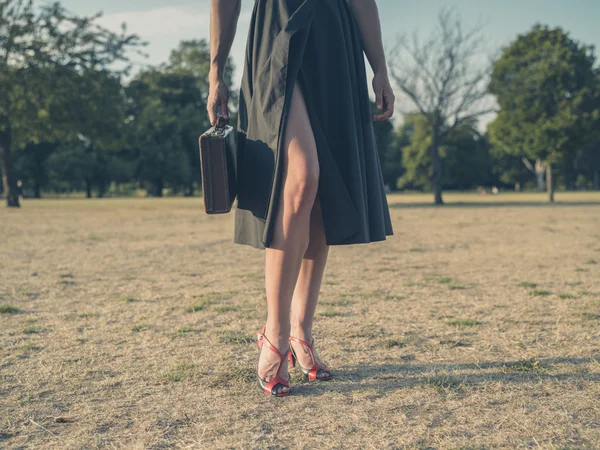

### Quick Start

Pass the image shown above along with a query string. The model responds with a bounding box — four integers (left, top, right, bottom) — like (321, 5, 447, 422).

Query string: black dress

(233, 0, 394, 249)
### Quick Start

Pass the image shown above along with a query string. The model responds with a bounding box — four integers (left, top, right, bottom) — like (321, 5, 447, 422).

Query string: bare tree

(388, 7, 496, 204)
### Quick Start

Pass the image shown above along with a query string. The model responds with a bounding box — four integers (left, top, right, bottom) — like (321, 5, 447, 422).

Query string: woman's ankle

(264, 322, 291, 350)
(290, 320, 313, 342)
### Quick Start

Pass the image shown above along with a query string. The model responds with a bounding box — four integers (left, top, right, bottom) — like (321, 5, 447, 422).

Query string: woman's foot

(257, 327, 291, 395)
(289, 325, 332, 380)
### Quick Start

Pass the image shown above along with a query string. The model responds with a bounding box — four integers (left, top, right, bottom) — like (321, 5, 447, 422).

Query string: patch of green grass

(321, 298, 355, 307)
(119, 295, 136, 303)
(0, 304, 19, 314)
(187, 292, 238, 312)
(437, 277, 453, 284)
(359, 289, 387, 298)
(405, 282, 423, 287)
(586, 259, 597, 265)
(167, 327, 198, 338)
(178, 326, 195, 334)
(530, 289, 551, 296)
(59, 273, 74, 278)
(216, 329, 253, 345)
(582, 312, 600, 320)
(319, 309, 350, 318)
(163, 362, 196, 382)
(447, 318, 481, 327)
(59, 280, 76, 286)
(425, 375, 463, 392)
(559, 293, 576, 300)
(386, 339, 407, 348)
(449, 284, 467, 290)
(409, 247, 424, 252)
(238, 312, 258, 320)
(575, 268, 588, 273)
(212, 305, 239, 313)
(23, 325, 42, 334)
(186, 303, 205, 312)
(78, 313, 98, 319)
(501, 359, 547, 373)
(519, 281, 537, 288)
(23, 343, 42, 351)
(324, 279, 341, 285)
(132, 324, 151, 332)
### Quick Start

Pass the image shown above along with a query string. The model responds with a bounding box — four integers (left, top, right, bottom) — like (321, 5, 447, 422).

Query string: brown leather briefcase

(198, 123, 238, 214)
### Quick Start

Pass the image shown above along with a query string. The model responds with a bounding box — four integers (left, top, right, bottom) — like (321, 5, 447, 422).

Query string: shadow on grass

(289, 355, 600, 396)
(388, 201, 600, 209)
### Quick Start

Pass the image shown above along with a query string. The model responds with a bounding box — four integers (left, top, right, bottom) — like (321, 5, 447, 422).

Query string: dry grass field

(1, 192, 600, 449)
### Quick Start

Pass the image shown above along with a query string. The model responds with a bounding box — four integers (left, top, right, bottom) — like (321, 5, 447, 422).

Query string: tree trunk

(34, 181, 41, 199)
(0, 125, 20, 207)
(85, 178, 92, 198)
(535, 161, 546, 192)
(431, 130, 444, 205)
(153, 179, 164, 197)
(546, 162, 554, 203)
(594, 170, 600, 191)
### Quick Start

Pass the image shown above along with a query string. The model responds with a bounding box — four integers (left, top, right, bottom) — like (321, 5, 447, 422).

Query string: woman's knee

(286, 170, 319, 214)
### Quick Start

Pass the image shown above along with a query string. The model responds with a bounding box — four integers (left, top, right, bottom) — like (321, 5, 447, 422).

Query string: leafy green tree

(0, 0, 143, 207)
(398, 114, 491, 190)
(441, 122, 492, 190)
(488, 24, 600, 202)
(14, 142, 57, 198)
(125, 41, 236, 197)
(125, 70, 197, 196)
(397, 114, 432, 190)
(488, 142, 534, 191)
(574, 140, 600, 190)
(47, 143, 96, 194)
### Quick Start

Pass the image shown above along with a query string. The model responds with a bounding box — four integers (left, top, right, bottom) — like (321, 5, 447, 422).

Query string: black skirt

(233, 0, 394, 249)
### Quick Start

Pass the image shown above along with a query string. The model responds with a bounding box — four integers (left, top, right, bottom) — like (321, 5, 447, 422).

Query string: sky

(59, 0, 600, 127)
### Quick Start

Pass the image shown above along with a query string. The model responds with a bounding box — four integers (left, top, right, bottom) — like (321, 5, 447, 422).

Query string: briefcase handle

(215, 112, 229, 130)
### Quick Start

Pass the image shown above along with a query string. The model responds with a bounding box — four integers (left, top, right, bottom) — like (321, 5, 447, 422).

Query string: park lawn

(1, 193, 600, 449)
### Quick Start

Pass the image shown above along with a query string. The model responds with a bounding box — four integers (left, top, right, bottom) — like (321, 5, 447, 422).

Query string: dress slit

(262, 15, 315, 249)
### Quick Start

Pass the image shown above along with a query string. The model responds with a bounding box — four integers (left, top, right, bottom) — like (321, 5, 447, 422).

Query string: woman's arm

(207, 0, 242, 126)
(346, 0, 395, 121)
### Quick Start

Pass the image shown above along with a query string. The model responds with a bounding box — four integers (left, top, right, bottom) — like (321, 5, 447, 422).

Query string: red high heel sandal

(288, 335, 333, 381)
(256, 325, 292, 396)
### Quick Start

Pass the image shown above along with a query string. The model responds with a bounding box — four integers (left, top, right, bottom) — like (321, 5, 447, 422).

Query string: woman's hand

(207, 74, 230, 127)
(372, 71, 395, 121)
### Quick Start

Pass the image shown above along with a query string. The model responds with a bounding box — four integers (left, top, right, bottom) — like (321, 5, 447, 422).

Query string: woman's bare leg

(259, 82, 319, 394)
(289, 196, 331, 378)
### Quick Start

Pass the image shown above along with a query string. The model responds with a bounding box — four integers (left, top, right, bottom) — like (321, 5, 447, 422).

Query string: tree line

(1, 2, 599, 208)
